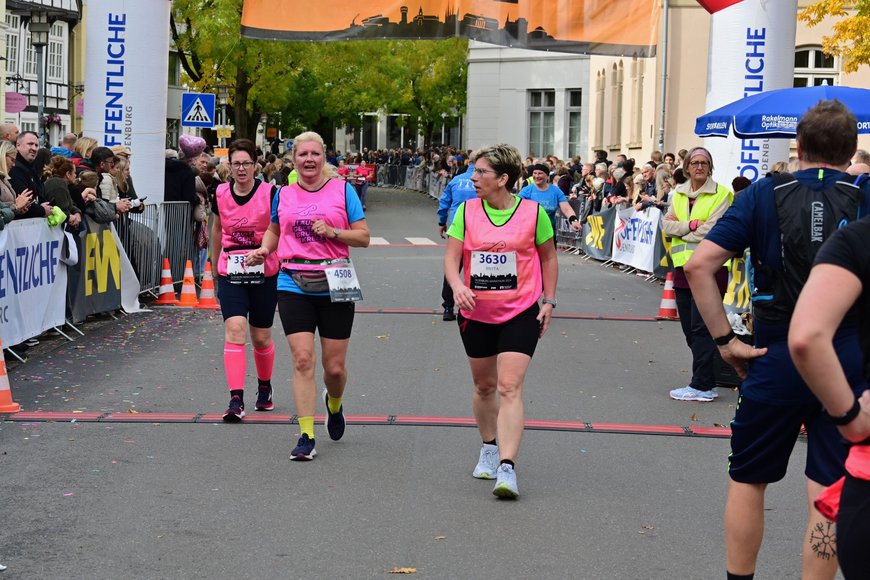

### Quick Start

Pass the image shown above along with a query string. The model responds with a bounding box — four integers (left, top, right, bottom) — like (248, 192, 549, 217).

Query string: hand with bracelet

(713, 329, 768, 381)
(828, 389, 870, 443)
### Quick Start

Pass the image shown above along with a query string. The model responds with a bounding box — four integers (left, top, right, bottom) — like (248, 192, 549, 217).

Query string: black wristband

(826, 398, 861, 426)
(568, 215, 578, 223)
(713, 329, 736, 346)
(438, 223, 445, 227)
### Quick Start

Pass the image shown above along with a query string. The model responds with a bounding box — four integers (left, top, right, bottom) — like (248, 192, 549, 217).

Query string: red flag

(696, 0, 743, 13)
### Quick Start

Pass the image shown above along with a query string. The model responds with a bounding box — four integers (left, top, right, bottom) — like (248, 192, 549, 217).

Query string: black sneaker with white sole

(222, 396, 245, 422)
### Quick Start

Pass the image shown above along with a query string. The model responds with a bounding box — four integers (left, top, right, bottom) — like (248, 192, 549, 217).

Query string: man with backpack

(685, 99, 870, 580)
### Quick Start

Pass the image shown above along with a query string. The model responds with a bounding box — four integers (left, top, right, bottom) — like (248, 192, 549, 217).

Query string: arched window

(794, 46, 837, 87)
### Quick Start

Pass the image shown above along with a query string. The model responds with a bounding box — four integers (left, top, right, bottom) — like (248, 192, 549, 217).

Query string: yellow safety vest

(670, 183, 733, 268)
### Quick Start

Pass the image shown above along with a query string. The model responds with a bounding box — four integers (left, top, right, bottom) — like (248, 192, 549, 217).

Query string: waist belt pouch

(285, 269, 330, 293)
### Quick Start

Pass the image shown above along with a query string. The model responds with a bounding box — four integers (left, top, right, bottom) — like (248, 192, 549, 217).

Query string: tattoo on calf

(809, 520, 837, 561)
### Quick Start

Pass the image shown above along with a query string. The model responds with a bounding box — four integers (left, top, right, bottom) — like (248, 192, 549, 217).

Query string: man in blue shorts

(685, 100, 870, 580)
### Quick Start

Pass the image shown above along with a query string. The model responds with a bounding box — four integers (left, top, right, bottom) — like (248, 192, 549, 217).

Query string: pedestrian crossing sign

(181, 93, 216, 128)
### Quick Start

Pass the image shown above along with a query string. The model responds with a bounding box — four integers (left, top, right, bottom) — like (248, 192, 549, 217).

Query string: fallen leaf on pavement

(434, 536, 446, 540)
(689, 413, 698, 422)
(127, 408, 139, 414)
(390, 567, 417, 574)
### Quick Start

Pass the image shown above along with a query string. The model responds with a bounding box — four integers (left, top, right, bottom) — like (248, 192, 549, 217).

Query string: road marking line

(405, 237, 437, 245)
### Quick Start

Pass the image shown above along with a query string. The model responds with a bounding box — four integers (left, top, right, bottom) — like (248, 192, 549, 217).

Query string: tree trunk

(234, 67, 254, 141)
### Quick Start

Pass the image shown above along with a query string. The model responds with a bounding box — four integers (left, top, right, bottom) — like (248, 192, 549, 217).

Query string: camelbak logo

(810, 201, 825, 242)
(838, 218, 849, 229)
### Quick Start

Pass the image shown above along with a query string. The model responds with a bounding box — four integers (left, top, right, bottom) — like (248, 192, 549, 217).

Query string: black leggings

(838, 472, 870, 579)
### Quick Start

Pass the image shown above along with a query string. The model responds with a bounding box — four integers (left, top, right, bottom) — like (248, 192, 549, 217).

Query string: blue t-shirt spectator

(518, 183, 568, 229)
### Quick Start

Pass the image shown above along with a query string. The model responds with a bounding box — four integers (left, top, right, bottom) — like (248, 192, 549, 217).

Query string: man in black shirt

(790, 216, 870, 579)
(9, 131, 51, 219)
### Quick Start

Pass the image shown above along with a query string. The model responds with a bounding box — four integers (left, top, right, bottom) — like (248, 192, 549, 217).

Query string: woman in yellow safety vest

(661, 146, 734, 402)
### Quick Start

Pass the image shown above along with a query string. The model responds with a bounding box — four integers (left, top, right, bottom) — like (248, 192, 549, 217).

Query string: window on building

(24, 32, 36, 77)
(168, 52, 181, 86)
(21, 121, 36, 133)
(630, 58, 644, 146)
(595, 71, 605, 149)
(567, 89, 583, 158)
(528, 90, 555, 158)
(794, 47, 837, 87)
(5, 15, 19, 76)
(609, 63, 624, 149)
(47, 24, 63, 81)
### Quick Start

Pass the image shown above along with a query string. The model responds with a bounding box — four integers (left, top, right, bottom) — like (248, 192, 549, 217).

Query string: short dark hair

(797, 99, 857, 166)
(228, 138, 257, 163)
(90, 146, 115, 165)
(16, 131, 38, 144)
(731, 176, 752, 194)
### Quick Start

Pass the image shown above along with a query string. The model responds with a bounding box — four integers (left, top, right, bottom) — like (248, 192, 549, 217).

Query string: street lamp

(216, 84, 230, 148)
(29, 11, 50, 146)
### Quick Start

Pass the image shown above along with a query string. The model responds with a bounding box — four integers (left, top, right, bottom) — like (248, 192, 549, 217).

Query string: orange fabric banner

(241, 0, 660, 56)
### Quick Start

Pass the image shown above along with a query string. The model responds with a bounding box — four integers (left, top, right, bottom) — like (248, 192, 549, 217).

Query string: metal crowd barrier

(115, 201, 195, 294)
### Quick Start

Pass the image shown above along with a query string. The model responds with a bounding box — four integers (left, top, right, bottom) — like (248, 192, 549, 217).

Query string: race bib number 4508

(470, 251, 517, 291)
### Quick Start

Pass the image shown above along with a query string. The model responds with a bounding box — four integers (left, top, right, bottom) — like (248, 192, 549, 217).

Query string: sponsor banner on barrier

(68, 217, 123, 323)
(611, 207, 660, 272)
(241, 0, 661, 57)
(0, 220, 67, 346)
(581, 206, 616, 261)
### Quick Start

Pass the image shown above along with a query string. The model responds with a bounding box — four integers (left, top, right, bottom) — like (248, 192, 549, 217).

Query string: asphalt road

(0, 187, 821, 579)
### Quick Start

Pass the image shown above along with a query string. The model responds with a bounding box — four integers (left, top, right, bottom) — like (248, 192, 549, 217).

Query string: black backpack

(753, 172, 864, 325)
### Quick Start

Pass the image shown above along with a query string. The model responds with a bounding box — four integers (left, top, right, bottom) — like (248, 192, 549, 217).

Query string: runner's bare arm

(685, 239, 767, 379)
(790, 264, 870, 442)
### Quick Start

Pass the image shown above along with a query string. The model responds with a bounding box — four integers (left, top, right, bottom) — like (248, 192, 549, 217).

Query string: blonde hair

(292, 131, 333, 179)
(473, 143, 523, 190)
(0, 140, 15, 176)
(111, 156, 130, 193)
(74, 136, 98, 159)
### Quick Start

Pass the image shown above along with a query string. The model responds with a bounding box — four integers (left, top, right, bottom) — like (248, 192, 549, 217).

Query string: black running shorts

(457, 303, 540, 358)
(217, 275, 278, 329)
(728, 394, 849, 486)
(277, 291, 355, 339)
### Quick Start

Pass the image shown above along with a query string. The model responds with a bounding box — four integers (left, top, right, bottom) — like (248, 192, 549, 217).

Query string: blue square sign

(181, 93, 216, 128)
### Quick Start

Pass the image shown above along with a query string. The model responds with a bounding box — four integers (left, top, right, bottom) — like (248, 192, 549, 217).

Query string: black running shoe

(290, 433, 316, 461)
(255, 384, 274, 411)
(323, 389, 346, 441)
(443, 307, 456, 321)
(222, 396, 245, 423)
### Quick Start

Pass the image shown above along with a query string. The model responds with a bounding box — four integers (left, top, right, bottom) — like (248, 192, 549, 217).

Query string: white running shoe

(669, 385, 718, 402)
(472, 444, 500, 479)
(492, 463, 519, 499)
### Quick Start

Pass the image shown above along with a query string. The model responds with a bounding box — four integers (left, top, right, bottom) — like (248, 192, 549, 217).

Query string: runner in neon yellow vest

(661, 146, 734, 403)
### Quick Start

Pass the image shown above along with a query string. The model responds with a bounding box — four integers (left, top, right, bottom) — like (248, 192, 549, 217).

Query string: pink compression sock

(224, 342, 247, 391)
(253, 343, 275, 382)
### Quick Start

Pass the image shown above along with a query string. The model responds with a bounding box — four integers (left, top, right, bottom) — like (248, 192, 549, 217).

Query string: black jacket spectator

(164, 158, 198, 206)
(9, 151, 47, 218)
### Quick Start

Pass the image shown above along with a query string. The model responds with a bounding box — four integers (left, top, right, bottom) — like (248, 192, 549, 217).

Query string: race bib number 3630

(470, 251, 517, 291)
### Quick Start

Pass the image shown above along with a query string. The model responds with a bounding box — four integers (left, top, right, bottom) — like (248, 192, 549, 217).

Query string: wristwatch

(542, 297, 557, 309)
(333, 228, 341, 238)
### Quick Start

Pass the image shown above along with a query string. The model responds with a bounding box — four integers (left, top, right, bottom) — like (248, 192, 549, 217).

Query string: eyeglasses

(472, 168, 499, 177)
(689, 161, 710, 168)
(231, 161, 255, 170)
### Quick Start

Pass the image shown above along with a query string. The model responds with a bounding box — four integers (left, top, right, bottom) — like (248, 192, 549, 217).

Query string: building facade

(2, 0, 80, 145)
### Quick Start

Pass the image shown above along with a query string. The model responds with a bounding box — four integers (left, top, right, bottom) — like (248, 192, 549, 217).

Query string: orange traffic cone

(176, 260, 199, 307)
(195, 262, 219, 310)
(0, 339, 20, 413)
(154, 258, 178, 305)
(656, 272, 679, 320)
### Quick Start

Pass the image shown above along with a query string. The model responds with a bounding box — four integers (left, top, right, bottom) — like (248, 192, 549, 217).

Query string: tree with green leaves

(171, 0, 468, 148)
(799, 1, 870, 73)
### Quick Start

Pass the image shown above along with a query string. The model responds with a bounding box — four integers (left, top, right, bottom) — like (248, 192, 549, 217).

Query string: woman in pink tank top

(444, 143, 559, 499)
(245, 131, 370, 462)
(209, 139, 279, 423)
